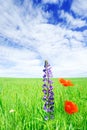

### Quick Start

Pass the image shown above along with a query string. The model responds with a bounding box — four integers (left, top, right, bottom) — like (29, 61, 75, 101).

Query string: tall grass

(0, 78, 87, 130)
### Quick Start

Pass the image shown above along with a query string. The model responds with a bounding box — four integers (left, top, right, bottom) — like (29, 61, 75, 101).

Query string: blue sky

(0, 0, 87, 77)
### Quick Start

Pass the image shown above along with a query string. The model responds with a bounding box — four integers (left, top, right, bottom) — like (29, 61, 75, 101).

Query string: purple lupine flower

(42, 60, 54, 120)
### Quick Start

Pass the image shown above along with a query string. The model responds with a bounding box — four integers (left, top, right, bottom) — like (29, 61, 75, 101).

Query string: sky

(0, 0, 87, 78)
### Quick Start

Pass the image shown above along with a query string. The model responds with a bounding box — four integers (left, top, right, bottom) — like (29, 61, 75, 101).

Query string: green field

(0, 78, 87, 130)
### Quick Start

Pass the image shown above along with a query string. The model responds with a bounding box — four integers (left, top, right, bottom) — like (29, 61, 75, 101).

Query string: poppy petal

(59, 78, 74, 87)
(64, 101, 78, 114)
(59, 78, 66, 84)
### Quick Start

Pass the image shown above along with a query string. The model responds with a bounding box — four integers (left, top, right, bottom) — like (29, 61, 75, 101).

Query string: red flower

(66, 80, 74, 86)
(64, 101, 78, 114)
(59, 78, 74, 87)
(59, 78, 66, 84)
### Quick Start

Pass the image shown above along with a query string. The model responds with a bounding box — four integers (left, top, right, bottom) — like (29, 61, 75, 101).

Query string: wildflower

(42, 60, 54, 119)
(59, 78, 74, 87)
(64, 101, 78, 114)
(9, 109, 15, 113)
(59, 78, 66, 84)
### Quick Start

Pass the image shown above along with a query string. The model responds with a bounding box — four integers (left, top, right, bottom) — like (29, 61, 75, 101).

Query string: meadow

(0, 78, 87, 130)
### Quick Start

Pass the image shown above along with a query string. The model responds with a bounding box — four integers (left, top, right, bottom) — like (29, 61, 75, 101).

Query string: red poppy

(59, 78, 74, 87)
(66, 80, 74, 86)
(59, 78, 66, 84)
(62, 82, 70, 86)
(64, 101, 78, 114)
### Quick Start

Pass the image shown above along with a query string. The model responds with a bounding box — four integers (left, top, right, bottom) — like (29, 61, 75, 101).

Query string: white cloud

(0, 0, 87, 77)
(59, 10, 86, 29)
(42, 0, 66, 7)
(71, 0, 87, 17)
(42, 0, 58, 4)
(0, 45, 42, 77)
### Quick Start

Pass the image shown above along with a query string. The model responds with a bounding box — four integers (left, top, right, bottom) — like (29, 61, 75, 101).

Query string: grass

(0, 78, 87, 130)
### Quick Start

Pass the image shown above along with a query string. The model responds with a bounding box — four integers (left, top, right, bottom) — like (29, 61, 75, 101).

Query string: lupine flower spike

(42, 60, 54, 120)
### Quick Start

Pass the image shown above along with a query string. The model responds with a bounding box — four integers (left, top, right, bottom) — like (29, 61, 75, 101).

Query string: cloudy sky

(0, 0, 87, 78)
